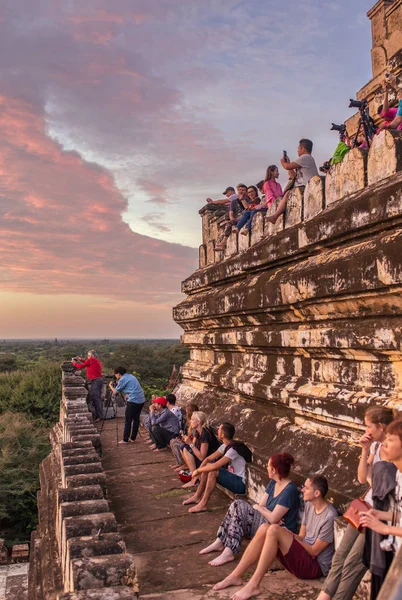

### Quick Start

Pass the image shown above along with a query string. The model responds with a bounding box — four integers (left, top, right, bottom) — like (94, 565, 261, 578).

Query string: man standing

(267, 139, 318, 224)
(149, 396, 180, 451)
(109, 367, 145, 445)
(214, 475, 338, 600)
(72, 350, 104, 423)
(183, 422, 247, 513)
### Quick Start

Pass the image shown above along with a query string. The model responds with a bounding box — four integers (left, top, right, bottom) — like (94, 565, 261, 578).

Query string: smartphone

(385, 72, 391, 79)
(283, 150, 288, 160)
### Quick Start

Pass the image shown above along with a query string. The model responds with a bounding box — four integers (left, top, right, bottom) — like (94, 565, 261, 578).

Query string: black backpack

(224, 441, 253, 463)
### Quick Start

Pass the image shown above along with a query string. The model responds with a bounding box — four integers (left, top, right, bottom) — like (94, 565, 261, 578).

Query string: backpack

(224, 441, 253, 463)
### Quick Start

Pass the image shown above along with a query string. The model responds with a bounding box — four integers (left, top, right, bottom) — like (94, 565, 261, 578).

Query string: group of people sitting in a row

(206, 138, 318, 251)
(142, 397, 402, 600)
(205, 73, 402, 254)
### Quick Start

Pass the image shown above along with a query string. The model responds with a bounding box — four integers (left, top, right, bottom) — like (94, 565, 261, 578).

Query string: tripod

(352, 102, 377, 149)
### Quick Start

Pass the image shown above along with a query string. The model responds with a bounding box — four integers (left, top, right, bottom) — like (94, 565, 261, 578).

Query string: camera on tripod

(349, 98, 367, 110)
(331, 123, 347, 135)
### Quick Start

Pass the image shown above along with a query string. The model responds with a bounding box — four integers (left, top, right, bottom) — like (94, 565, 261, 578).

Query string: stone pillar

(367, 129, 402, 184)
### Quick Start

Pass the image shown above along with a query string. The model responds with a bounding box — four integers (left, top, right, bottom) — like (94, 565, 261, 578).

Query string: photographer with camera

(72, 350, 104, 422)
(109, 367, 145, 445)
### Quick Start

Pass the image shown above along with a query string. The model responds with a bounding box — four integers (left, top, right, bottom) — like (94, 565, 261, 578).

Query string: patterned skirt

(217, 499, 267, 555)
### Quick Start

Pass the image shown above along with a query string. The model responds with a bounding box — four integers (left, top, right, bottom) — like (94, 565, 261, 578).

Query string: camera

(72, 356, 80, 361)
(380, 535, 396, 552)
(319, 161, 331, 174)
(349, 98, 367, 110)
(331, 123, 346, 135)
(385, 72, 391, 79)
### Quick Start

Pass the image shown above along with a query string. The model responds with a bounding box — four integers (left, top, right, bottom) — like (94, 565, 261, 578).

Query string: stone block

(69, 554, 135, 592)
(66, 533, 125, 561)
(66, 473, 107, 491)
(58, 486, 105, 505)
(264, 198, 283, 236)
(368, 129, 402, 185)
(238, 229, 250, 253)
(70, 434, 101, 455)
(304, 175, 325, 221)
(63, 388, 88, 400)
(63, 453, 99, 466)
(326, 148, 367, 205)
(63, 463, 103, 477)
(0, 538, 8, 564)
(62, 442, 94, 455)
(284, 187, 304, 228)
(60, 500, 110, 521)
(206, 240, 215, 265)
(250, 210, 265, 245)
(199, 244, 206, 269)
(62, 513, 117, 542)
(224, 231, 238, 258)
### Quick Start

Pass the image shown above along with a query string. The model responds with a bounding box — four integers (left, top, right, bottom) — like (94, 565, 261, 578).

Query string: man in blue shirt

(109, 367, 145, 445)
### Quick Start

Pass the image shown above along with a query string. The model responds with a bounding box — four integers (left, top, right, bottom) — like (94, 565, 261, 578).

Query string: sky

(0, 0, 376, 338)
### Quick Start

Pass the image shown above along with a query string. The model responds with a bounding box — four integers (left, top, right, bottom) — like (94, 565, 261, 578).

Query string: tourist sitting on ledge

(166, 393, 182, 430)
(213, 474, 337, 600)
(170, 402, 199, 470)
(215, 184, 249, 251)
(316, 405, 397, 600)
(180, 411, 219, 488)
(378, 73, 402, 131)
(267, 139, 318, 225)
(206, 186, 238, 206)
(200, 452, 300, 567)
(233, 185, 265, 236)
(148, 396, 180, 452)
(182, 422, 249, 513)
(376, 77, 402, 132)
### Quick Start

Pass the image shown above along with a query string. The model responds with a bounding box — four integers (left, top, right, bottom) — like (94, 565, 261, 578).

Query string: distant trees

(0, 412, 51, 536)
(0, 339, 189, 542)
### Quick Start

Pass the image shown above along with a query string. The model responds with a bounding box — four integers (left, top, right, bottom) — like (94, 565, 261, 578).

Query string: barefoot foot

(182, 495, 201, 506)
(181, 478, 198, 489)
(209, 547, 235, 566)
(213, 575, 243, 591)
(188, 502, 209, 513)
(231, 584, 262, 600)
(199, 538, 224, 555)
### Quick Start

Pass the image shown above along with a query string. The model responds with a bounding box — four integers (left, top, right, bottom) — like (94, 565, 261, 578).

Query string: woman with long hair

(180, 411, 219, 488)
(200, 452, 299, 566)
(316, 406, 399, 600)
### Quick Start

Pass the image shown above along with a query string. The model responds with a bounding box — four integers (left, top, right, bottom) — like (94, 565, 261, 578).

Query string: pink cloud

(0, 94, 197, 302)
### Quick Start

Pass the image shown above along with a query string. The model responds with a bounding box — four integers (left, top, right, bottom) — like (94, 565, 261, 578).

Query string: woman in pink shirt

(263, 165, 283, 207)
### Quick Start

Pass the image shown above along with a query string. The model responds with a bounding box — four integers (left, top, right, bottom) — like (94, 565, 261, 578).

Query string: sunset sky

(0, 0, 374, 338)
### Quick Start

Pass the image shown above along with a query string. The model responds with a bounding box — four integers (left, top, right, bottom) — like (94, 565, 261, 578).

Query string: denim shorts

(180, 443, 202, 467)
(217, 467, 246, 494)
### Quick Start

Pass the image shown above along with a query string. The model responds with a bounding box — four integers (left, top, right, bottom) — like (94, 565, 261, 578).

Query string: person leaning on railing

(72, 350, 104, 422)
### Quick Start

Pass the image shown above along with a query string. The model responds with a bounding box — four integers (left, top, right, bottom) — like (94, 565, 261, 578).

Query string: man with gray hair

(72, 350, 104, 422)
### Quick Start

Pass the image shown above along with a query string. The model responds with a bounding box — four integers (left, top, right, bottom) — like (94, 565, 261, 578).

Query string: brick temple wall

(173, 131, 402, 506)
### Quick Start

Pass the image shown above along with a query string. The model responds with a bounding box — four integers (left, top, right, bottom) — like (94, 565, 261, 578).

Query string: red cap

(152, 396, 167, 407)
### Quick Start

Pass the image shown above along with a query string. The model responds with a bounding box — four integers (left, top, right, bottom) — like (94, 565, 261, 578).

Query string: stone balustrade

(28, 363, 138, 600)
(198, 132, 402, 270)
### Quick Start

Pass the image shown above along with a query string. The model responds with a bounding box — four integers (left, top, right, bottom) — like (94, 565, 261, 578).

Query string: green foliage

(0, 362, 61, 425)
(0, 412, 50, 538)
(0, 339, 190, 542)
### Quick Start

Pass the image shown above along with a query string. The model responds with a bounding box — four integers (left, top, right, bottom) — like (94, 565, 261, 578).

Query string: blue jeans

(237, 208, 267, 232)
(217, 468, 246, 494)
